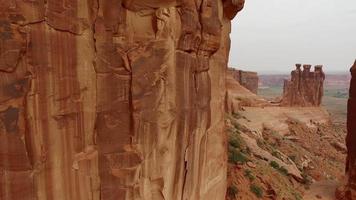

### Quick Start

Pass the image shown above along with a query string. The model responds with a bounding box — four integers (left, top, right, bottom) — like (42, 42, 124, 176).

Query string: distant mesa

(281, 64, 325, 107)
(228, 68, 259, 94)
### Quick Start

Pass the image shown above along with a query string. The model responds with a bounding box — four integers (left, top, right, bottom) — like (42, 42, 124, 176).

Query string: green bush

(229, 137, 241, 149)
(278, 166, 289, 176)
(269, 161, 280, 169)
(227, 185, 238, 198)
(292, 192, 303, 200)
(228, 149, 248, 164)
(250, 184, 263, 198)
(269, 161, 289, 176)
(301, 171, 313, 187)
(233, 121, 242, 130)
(271, 151, 281, 159)
(244, 169, 255, 181)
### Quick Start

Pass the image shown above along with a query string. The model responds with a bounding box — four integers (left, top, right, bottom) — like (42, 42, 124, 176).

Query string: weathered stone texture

(281, 64, 325, 107)
(345, 60, 356, 199)
(0, 0, 244, 200)
(228, 68, 259, 94)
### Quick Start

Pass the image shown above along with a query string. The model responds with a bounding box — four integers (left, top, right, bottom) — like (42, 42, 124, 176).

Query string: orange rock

(344, 60, 356, 200)
(228, 68, 259, 94)
(281, 64, 325, 107)
(0, 1, 245, 200)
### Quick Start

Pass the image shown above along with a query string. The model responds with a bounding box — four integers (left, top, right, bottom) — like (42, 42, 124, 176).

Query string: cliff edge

(0, 1, 245, 200)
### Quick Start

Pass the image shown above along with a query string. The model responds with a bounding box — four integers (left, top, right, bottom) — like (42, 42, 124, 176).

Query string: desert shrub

(271, 151, 281, 159)
(229, 137, 242, 149)
(269, 161, 280, 169)
(250, 184, 263, 198)
(292, 192, 303, 200)
(232, 121, 242, 130)
(269, 161, 289, 176)
(288, 155, 297, 162)
(278, 166, 289, 176)
(301, 171, 313, 187)
(227, 185, 238, 198)
(228, 149, 248, 164)
(244, 169, 255, 181)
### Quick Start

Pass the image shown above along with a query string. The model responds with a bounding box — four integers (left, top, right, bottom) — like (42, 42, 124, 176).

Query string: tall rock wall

(281, 64, 325, 107)
(228, 68, 259, 94)
(0, 0, 244, 200)
(345, 60, 356, 199)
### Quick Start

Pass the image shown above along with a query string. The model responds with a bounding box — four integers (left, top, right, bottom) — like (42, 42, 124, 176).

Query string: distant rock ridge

(228, 68, 259, 94)
(281, 64, 325, 107)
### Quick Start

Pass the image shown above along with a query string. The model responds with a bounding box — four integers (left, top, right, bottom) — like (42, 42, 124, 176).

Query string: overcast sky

(229, 0, 356, 74)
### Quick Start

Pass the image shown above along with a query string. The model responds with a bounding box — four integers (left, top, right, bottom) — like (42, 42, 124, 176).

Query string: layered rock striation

(228, 68, 259, 94)
(0, 0, 244, 200)
(281, 64, 325, 107)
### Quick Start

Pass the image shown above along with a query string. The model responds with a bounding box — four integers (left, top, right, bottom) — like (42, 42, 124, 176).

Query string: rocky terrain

(259, 71, 350, 123)
(0, 1, 352, 200)
(225, 71, 347, 200)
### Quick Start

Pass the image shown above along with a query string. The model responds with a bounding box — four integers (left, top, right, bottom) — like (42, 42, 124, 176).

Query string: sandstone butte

(0, 0, 245, 200)
(281, 64, 325, 107)
(227, 68, 259, 94)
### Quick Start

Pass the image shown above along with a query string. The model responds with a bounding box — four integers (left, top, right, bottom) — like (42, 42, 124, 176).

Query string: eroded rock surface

(225, 72, 269, 114)
(344, 60, 356, 199)
(281, 64, 325, 107)
(228, 68, 259, 94)
(0, 0, 244, 200)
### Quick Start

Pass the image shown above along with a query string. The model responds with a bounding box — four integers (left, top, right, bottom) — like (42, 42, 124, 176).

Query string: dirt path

(303, 181, 340, 200)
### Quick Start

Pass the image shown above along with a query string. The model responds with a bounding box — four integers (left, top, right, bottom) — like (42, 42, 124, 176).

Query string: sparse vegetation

(232, 121, 243, 131)
(228, 148, 248, 164)
(244, 169, 256, 181)
(278, 166, 289, 176)
(288, 155, 297, 162)
(250, 184, 263, 198)
(271, 150, 282, 159)
(232, 112, 242, 119)
(292, 191, 303, 200)
(269, 161, 289, 176)
(301, 171, 313, 188)
(270, 161, 280, 169)
(227, 185, 238, 198)
(229, 137, 242, 149)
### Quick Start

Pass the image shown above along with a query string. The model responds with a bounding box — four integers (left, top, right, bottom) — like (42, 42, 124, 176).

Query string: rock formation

(228, 68, 259, 94)
(225, 72, 269, 114)
(0, 0, 244, 200)
(345, 60, 356, 199)
(281, 64, 325, 107)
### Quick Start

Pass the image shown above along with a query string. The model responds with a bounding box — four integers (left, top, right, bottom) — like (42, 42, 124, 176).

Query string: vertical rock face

(228, 68, 259, 94)
(281, 64, 325, 107)
(345, 60, 356, 199)
(0, 0, 244, 200)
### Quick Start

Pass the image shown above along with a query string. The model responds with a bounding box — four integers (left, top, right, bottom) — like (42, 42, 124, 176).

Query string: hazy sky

(229, 0, 356, 73)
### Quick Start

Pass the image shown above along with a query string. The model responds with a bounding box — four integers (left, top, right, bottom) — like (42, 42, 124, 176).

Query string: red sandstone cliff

(0, 1, 244, 200)
(344, 60, 356, 199)
(228, 68, 259, 94)
(281, 64, 325, 107)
